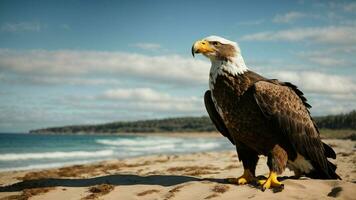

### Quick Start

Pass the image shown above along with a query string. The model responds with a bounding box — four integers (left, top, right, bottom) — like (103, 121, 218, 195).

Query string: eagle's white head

(191, 35, 248, 77)
(192, 35, 239, 60)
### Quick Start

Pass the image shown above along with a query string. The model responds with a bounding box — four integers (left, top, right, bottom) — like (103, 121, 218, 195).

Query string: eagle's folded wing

(204, 90, 235, 145)
(253, 81, 329, 175)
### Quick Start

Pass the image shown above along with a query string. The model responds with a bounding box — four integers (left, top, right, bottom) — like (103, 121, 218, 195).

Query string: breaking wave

(96, 137, 182, 146)
(181, 142, 219, 149)
(0, 134, 232, 171)
(96, 137, 221, 153)
(0, 150, 114, 161)
(0, 160, 96, 172)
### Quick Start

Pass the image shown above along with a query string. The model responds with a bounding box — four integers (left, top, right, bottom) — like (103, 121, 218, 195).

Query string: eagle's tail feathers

(323, 142, 336, 159)
(306, 160, 341, 180)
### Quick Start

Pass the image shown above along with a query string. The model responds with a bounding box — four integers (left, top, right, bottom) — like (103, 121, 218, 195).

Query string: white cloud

(241, 26, 356, 45)
(298, 52, 347, 67)
(303, 56, 346, 67)
(1, 22, 41, 32)
(269, 71, 356, 94)
(297, 47, 355, 67)
(99, 87, 203, 113)
(273, 11, 306, 23)
(102, 88, 171, 102)
(0, 49, 209, 85)
(3, 76, 121, 86)
(38, 77, 121, 86)
(132, 43, 162, 51)
(328, 93, 356, 101)
(308, 95, 355, 116)
(302, 46, 356, 55)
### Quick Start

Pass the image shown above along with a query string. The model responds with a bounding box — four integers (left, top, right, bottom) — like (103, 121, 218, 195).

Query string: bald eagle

(192, 36, 340, 191)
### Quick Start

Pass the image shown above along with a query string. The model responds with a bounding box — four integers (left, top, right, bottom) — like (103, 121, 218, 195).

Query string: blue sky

(0, 0, 355, 132)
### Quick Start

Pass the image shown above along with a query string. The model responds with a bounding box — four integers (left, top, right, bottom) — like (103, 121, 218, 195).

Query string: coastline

(27, 129, 356, 140)
(28, 131, 223, 138)
(0, 139, 355, 199)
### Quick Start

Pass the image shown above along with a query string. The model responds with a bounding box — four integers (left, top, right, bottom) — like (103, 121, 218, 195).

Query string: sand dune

(0, 139, 355, 200)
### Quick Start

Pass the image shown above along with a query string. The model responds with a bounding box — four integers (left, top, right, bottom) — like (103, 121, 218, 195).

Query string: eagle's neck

(209, 55, 248, 90)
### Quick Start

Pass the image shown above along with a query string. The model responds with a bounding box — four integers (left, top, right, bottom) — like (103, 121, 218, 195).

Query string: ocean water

(0, 133, 233, 172)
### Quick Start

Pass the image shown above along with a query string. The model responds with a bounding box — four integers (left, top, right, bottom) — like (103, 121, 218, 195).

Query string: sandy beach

(0, 137, 355, 200)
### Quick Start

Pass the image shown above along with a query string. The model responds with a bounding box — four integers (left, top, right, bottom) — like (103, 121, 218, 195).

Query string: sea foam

(0, 160, 98, 172)
(0, 150, 114, 161)
(96, 137, 182, 146)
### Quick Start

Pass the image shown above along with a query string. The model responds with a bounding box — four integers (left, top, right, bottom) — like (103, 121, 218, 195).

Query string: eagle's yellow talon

(258, 179, 267, 185)
(228, 169, 255, 185)
(238, 177, 248, 184)
(259, 171, 283, 191)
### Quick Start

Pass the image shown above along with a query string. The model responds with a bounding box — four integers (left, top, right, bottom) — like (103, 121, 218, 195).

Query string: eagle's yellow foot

(258, 171, 284, 191)
(228, 169, 255, 185)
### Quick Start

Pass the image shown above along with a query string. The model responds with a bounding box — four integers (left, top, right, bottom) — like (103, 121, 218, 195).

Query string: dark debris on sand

(81, 184, 115, 200)
(0, 187, 53, 200)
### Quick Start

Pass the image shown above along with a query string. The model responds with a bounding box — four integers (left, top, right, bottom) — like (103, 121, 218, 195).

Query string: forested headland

(30, 110, 356, 138)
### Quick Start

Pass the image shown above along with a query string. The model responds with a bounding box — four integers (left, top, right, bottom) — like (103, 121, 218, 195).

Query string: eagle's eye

(212, 42, 219, 46)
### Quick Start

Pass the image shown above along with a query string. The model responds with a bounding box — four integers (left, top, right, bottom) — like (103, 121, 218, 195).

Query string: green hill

(29, 117, 216, 134)
(30, 110, 356, 135)
(313, 110, 356, 130)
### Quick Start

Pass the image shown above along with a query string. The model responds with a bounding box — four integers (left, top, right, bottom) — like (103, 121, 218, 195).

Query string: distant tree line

(313, 110, 356, 130)
(30, 110, 356, 134)
(30, 117, 216, 134)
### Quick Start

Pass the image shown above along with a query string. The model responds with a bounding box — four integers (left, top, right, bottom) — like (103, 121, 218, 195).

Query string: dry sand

(0, 138, 355, 200)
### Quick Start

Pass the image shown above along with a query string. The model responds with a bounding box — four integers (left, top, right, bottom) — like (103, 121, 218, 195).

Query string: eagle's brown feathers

(194, 35, 340, 184)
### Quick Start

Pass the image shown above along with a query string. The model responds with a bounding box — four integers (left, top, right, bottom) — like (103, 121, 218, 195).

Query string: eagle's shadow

(0, 174, 223, 192)
(0, 174, 297, 193)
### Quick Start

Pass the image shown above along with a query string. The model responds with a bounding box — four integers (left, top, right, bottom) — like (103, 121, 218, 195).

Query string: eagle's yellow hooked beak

(191, 40, 214, 57)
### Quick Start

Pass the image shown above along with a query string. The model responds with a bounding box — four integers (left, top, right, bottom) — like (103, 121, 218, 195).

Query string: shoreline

(21, 129, 356, 140)
(0, 147, 231, 174)
(28, 131, 223, 138)
(0, 139, 355, 199)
